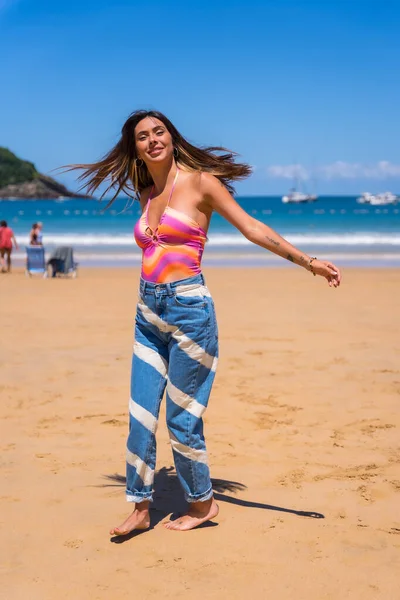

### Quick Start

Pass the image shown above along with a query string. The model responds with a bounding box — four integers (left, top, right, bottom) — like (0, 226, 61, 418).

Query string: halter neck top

(133, 169, 207, 283)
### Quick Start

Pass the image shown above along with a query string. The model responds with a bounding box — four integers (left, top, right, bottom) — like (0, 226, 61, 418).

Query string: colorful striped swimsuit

(134, 170, 207, 283)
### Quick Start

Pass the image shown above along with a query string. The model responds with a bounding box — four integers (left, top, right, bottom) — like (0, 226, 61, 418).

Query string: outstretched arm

(202, 173, 341, 287)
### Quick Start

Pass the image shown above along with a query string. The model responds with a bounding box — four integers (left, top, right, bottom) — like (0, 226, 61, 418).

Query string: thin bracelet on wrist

(309, 256, 317, 276)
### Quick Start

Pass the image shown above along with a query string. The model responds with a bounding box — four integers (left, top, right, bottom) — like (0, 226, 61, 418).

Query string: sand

(1, 267, 399, 600)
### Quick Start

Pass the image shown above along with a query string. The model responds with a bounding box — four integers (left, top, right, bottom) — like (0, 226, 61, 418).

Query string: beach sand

(1, 267, 399, 600)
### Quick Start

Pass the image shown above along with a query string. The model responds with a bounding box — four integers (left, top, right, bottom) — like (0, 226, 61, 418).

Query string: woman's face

(134, 117, 174, 164)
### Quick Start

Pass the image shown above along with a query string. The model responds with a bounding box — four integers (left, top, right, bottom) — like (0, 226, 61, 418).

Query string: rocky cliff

(0, 147, 91, 199)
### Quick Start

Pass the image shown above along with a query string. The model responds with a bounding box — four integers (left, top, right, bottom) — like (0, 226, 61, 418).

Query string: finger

(329, 264, 342, 283)
(328, 274, 338, 288)
(329, 268, 341, 284)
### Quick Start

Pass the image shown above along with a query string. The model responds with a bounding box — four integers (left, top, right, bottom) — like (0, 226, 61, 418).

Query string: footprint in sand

(0, 496, 21, 502)
(101, 419, 125, 426)
(63, 539, 83, 549)
(357, 485, 373, 502)
(252, 411, 294, 430)
(332, 356, 349, 365)
(75, 414, 108, 420)
(361, 422, 396, 436)
(313, 464, 380, 483)
(3, 444, 16, 451)
(278, 469, 305, 489)
(37, 416, 62, 429)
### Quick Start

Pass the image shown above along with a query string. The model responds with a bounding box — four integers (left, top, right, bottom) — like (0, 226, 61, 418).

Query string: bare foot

(110, 502, 151, 536)
(164, 497, 219, 531)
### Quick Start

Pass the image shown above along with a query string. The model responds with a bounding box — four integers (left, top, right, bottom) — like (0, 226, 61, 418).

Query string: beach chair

(47, 246, 78, 278)
(25, 246, 48, 278)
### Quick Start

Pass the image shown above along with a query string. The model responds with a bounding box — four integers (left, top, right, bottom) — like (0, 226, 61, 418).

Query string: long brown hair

(67, 110, 252, 206)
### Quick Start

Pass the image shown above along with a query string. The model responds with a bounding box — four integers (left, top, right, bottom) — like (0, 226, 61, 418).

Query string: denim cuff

(126, 492, 153, 503)
(185, 486, 213, 503)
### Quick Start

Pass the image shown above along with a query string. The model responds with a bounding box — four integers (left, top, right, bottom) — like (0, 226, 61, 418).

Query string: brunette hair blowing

(68, 110, 252, 207)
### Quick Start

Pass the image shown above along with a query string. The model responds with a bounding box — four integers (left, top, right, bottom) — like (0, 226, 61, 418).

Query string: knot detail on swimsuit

(133, 170, 207, 283)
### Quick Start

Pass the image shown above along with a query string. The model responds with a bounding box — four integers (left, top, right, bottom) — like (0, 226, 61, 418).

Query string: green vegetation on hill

(0, 147, 39, 187)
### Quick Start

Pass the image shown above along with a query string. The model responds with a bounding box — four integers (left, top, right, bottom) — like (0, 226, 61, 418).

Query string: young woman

(71, 110, 341, 535)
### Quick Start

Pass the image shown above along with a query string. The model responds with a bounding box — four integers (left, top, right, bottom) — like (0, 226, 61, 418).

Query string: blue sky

(1, 0, 399, 195)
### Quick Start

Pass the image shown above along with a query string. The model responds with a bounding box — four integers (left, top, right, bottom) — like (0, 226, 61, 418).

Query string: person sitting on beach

(70, 109, 341, 536)
(29, 222, 43, 246)
(30, 232, 40, 246)
(0, 220, 19, 273)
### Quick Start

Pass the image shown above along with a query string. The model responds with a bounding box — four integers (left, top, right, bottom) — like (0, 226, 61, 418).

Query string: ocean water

(1, 196, 399, 267)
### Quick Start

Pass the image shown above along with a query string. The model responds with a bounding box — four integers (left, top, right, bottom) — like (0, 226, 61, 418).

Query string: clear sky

(1, 0, 399, 195)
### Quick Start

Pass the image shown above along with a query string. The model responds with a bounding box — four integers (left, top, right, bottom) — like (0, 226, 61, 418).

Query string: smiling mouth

(148, 148, 163, 156)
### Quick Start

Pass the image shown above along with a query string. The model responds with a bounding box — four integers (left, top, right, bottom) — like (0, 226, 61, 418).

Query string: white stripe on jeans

(168, 432, 209, 465)
(126, 449, 154, 486)
(166, 380, 206, 419)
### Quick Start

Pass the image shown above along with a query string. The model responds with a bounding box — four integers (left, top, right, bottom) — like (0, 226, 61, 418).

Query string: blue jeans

(126, 273, 219, 503)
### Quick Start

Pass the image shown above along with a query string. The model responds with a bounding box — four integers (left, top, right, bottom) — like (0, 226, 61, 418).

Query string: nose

(148, 135, 157, 146)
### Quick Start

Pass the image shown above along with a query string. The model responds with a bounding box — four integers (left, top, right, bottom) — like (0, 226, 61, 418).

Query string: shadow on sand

(100, 467, 324, 543)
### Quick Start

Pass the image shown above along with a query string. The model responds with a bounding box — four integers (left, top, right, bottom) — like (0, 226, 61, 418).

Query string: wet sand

(1, 267, 399, 599)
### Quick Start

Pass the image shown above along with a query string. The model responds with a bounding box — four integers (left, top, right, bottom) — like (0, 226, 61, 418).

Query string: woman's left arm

(202, 173, 341, 288)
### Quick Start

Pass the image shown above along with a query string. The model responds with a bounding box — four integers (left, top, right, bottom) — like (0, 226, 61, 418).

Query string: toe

(111, 526, 127, 536)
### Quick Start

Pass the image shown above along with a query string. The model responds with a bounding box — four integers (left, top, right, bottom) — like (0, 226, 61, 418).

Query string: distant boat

(282, 188, 318, 204)
(356, 192, 398, 206)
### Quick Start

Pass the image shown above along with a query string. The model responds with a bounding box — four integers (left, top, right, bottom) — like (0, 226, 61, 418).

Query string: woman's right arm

(201, 172, 341, 288)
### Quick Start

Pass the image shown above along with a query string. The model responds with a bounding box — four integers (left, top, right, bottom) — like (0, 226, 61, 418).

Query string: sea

(1, 196, 400, 268)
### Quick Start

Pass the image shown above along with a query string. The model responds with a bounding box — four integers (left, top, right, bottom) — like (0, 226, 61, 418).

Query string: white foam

(208, 233, 400, 246)
(13, 231, 400, 247)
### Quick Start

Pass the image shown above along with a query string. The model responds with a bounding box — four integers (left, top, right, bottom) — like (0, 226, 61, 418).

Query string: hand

(311, 260, 341, 288)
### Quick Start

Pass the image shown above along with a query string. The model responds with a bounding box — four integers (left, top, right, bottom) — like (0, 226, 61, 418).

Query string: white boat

(282, 188, 318, 203)
(356, 192, 398, 205)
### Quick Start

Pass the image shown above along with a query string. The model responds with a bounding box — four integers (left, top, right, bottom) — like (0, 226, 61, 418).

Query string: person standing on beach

(0, 220, 19, 273)
(71, 110, 341, 535)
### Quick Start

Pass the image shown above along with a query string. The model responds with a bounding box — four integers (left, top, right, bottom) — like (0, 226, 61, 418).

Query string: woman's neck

(147, 159, 178, 195)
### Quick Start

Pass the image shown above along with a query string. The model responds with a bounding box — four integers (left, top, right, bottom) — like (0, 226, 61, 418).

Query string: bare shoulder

(175, 170, 229, 214)
(199, 172, 231, 209)
(177, 169, 220, 191)
(199, 172, 223, 195)
(175, 168, 203, 200)
(177, 168, 201, 187)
